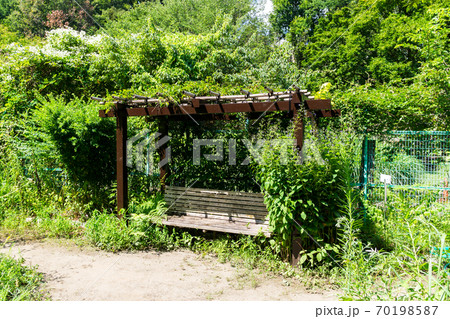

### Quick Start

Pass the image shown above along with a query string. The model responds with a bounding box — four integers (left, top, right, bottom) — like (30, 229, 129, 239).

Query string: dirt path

(1, 241, 338, 301)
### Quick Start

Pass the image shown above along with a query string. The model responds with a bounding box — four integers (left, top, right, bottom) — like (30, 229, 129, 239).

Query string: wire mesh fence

(359, 131, 450, 205)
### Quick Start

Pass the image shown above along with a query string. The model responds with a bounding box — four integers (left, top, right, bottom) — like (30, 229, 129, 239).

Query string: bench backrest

(165, 186, 269, 226)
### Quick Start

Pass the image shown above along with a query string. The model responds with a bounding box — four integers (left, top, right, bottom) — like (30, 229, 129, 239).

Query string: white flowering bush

(0, 20, 300, 118)
(45, 28, 103, 54)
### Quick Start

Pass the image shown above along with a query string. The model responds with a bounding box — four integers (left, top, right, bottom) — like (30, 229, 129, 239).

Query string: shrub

(34, 94, 115, 207)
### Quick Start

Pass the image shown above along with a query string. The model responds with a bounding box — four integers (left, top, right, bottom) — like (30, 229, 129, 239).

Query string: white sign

(380, 174, 392, 184)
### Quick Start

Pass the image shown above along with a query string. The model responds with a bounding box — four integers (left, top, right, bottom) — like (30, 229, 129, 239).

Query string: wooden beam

(307, 109, 341, 118)
(305, 99, 332, 110)
(149, 112, 294, 122)
(291, 224, 303, 266)
(99, 102, 339, 122)
(99, 100, 301, 118)
(162, 114, 237, 122)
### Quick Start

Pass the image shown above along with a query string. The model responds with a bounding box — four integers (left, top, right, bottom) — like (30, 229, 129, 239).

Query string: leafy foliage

(33, 95, 115, 206)
(271, 0, 350, 38)
(271, 0, 450, 131)
(255, 126, 361, 259)
(0, 8, 298, 214)
(104, 0, 255, 35)
(0, 0, 17, 21)
(338, 195, 450, 301)
(0, 253, 45, 301)
(0, 0, 155, 37)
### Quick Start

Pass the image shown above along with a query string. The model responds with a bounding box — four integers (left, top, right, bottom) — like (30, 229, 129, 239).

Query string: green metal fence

(359, 131, 450, 205)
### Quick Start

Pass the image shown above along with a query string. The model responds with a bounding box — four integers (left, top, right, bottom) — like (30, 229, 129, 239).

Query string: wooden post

(116, 103, 128, 214)
(158, 117, 170, 192)
(292, 96, 304, 266)
(292, 107, 305, 152)
(291, 108, 304, 265)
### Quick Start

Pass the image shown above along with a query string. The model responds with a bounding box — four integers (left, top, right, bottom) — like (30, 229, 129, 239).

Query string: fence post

(363, 135, 369, 201)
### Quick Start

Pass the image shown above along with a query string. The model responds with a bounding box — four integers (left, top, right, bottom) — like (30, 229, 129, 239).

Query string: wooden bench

(162, 186, 271, 237)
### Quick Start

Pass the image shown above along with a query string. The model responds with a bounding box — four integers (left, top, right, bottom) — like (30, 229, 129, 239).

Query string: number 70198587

(376, 306, 438, 316)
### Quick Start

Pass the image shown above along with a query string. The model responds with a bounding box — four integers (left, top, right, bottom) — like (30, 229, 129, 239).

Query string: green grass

(0, 210, 83, 241)
(337, 195, 450, 301)
(84, 212, 134, 251)
(0, 253, 46, 301)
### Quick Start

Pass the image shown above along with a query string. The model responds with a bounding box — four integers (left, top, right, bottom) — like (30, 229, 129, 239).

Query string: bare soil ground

(1, 241, 339, 301)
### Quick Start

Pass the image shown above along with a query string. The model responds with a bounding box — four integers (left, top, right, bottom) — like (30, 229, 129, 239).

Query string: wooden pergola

(95, 87, 340, 213)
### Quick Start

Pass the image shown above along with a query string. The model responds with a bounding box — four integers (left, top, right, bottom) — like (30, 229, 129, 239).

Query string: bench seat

(163, 186, 271, 237)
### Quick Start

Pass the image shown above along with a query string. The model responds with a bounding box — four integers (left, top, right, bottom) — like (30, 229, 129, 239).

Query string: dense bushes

(85, 212, 133, 251)
(1, 0, 450, 301)
(0, 0, 142, 37)
(34, 95, 115, 203)
(333, 85, 436, 132)
(338, 195, 450, 300)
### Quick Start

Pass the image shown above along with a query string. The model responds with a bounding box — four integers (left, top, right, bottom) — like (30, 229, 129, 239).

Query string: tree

(270, 0, 351, 39)
(7, 0, 47, 37)
(270, 0, 302, 36)
(0, 0, 18, 21)
(45, 1, 95, 31)
(272, 0, 445, 87)
(3, 0, 143, 37)
(91, 0, 151, 12)
(104, 0, 255, 35)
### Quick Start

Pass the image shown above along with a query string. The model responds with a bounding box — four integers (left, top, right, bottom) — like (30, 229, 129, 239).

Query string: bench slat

(164, 186, 272, 236)
(168, 186, 264, 199)
(166, 191, 266, 203)
(165, 192, 268, 208)
(166, 198, 269, 215)
(169, 210, 269, 225)
(168, 204, 268, 219)
(169, 207, 269, 221)
(162, 215, 271, 237)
